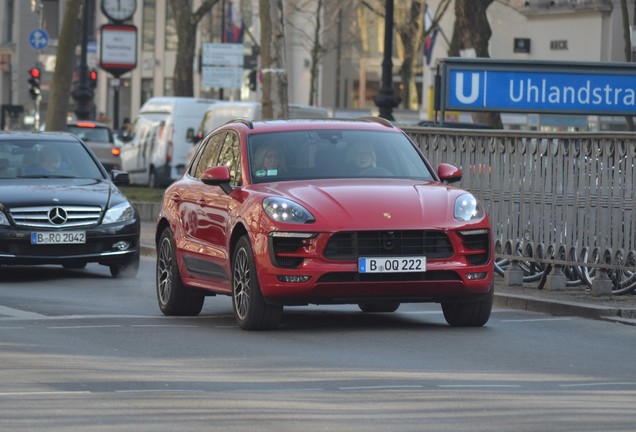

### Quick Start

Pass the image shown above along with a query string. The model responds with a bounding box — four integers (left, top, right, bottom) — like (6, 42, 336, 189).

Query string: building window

(165, 2, 178, 51)
(142, 0, 155, 52)
(164, 78, 174, 96)
(141, 78, 153, 106)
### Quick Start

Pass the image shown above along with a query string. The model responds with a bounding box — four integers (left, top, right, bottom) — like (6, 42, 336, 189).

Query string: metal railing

(403, 126, 636, 295)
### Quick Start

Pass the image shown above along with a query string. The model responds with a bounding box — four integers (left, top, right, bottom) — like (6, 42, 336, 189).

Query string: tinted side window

(217, 132, 242, 187)
(191, 132, 226, 178)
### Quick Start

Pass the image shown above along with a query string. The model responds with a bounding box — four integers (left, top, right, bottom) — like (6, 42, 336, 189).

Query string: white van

(195, 102, 330, 138)
(121, 97, 218, 187)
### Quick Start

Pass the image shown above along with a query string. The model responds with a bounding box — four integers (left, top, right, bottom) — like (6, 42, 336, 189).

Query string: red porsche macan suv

(155, 118, 494, 330)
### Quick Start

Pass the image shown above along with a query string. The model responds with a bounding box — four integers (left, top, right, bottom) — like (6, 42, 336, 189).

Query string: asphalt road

(1, 258, 636, 431)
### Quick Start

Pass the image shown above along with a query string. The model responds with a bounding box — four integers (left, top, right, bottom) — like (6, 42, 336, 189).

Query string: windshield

(66, 125, 113, 143)
(0, 139, 106, 180)
(248, 129, 435, 183)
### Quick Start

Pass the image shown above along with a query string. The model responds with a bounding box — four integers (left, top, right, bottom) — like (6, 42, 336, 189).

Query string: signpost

(439, 58, 636, 117)
(202, 43, 244, 90)
(99, 24, 137, 130)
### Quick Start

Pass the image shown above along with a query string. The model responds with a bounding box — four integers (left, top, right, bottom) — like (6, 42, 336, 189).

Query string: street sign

(202, 66, 243, 89)
(202, 43, 243, 66)
(99, 24, 137, 77)
(29, 29, 49, 50)
(440, 58, 636, 116)
(201, 43, 244, 89)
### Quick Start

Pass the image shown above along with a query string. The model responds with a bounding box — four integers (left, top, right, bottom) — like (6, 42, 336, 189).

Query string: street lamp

(374, 0, 400, 120)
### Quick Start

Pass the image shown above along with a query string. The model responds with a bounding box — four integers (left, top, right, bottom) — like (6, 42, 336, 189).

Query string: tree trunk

(449, 0, 502, 129)
(309, 0, 323, 106)
(45, 0, 82, 131)
(170, 0, 219, 97)
(396, 0, 424, 110)
(260, 0, 289, 119)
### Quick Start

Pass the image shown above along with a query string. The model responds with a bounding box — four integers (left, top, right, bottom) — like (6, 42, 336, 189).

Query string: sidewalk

(139, 221, 636, 326)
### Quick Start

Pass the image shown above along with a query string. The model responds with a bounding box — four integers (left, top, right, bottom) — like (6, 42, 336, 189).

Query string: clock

(101, 0, 137, 22)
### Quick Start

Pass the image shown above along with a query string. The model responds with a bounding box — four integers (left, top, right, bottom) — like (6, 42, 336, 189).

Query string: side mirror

(201, 166, 232, 194)
(111, 169, 130, 186)
(186, 127, 195, 143)
(437, 163, 462, 184)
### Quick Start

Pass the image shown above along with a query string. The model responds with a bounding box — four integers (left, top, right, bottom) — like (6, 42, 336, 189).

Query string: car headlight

(454, 193, 484, 221)
(102, 201, 135, 224)
(263, 197, 315, 224)
(0, 211, 8, 226)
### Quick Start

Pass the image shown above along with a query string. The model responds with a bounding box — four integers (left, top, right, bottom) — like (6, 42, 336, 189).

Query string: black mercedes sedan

(0, 131, 140, 278)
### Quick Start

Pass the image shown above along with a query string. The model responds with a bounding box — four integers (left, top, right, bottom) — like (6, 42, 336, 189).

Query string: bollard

(545, 265, 567, 291)
(591, 269, 613, 296)
(504, 260, 524, 286)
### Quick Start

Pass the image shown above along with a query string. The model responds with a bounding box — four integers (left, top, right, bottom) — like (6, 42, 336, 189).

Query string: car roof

(223, 117, 399, 133)
(0, 130, 80, 141)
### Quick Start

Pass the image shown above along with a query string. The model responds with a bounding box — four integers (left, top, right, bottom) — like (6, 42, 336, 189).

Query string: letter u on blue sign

(450, 71, 485, 108)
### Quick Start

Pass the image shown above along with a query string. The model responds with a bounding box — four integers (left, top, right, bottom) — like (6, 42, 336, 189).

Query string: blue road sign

(29, 29, 49, 50)
(441, 59, 636, 116)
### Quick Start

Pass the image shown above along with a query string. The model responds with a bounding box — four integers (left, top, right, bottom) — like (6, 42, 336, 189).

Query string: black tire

(441, 287, 493, 327)
(232, 236, 282, 330)
(148, 168, 157, 189)
(358, 302, 400, 313)
(109, 251, 140, 278)
(156, 227, 204, 316)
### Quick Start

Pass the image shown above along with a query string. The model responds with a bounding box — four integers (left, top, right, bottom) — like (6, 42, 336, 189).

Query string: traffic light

(89, 69, 98, 88)
(28, 67, 41, 100)
(248, 69, 257, 91)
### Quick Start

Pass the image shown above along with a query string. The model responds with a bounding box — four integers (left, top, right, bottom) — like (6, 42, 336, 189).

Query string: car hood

(0, 178, 118, 209)
(252, 179, 474, 230)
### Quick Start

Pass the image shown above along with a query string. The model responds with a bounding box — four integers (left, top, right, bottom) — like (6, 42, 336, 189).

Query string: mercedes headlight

(0, 211, 8, 226)
(263, 197, 315, 224)
(454, 193, 484, 221)
(103, 201, 135, 224)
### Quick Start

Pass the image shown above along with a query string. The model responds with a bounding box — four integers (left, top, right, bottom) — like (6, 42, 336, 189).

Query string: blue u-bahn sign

(440, 58, 636, 116)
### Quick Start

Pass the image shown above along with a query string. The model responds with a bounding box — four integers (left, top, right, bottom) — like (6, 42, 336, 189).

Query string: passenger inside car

(253, 144, 286, 177)
(23, 147, 71, 176)
(348, 142, 377, 172)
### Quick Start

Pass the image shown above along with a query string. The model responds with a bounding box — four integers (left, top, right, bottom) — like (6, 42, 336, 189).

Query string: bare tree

(45, 0, 82, 131)
(260, 0, 289, 118)
(395, 0, 451, 110)
(169, 0, 219, 97)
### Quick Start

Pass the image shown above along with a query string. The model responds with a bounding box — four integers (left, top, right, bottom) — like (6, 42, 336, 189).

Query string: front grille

(10, 206, 102, 228)
(459, 231, 490, 265)
(324, 230, 453, 260)
(317, 270, 460, 283)
(270, 236, 306, 268)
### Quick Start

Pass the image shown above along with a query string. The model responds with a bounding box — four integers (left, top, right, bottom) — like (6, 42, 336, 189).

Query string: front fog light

(277, 275, 311, 283)
(113, 241, 131, 251)
(467, 272, 488, 280)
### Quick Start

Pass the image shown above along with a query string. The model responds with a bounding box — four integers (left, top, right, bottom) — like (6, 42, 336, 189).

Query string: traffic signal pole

(28, 67, 42, 129)
(72, 0, 94, 120)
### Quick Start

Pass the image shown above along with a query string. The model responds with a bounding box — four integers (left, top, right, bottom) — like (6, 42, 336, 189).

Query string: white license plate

(31, 231, 86, 245)
(358, 256, 426, 273)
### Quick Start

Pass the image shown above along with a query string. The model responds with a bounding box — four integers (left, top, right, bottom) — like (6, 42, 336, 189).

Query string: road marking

(0, 391, 91, 396)
(339, 385, 423, 390)
(500, 318, 572, 322)
(559, 382, 636, 388)
(438, 384, 522, 388)
(46, 325, 123, 329)
(0, 306, 47, 319)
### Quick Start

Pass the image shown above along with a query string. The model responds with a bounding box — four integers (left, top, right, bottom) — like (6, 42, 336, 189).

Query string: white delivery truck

(195, 102, 330, 138)
(121, 97, 218, 187)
